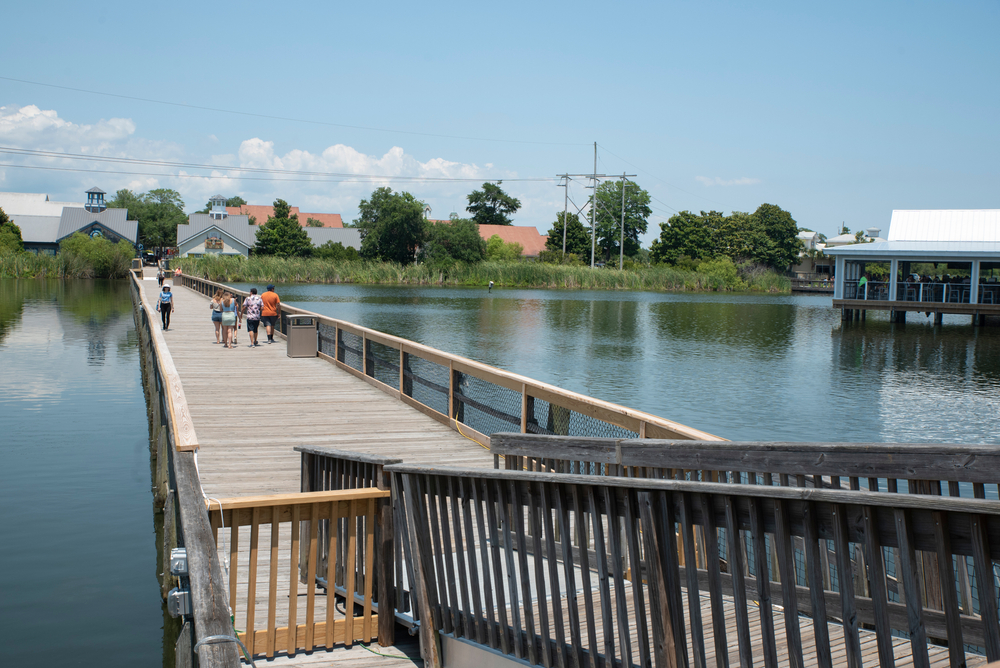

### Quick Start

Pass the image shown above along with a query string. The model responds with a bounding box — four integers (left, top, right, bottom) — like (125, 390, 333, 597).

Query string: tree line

(648, 204, 800, 270)
(12, 181, 801, 275)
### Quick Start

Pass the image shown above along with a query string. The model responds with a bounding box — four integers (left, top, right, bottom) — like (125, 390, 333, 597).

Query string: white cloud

(695, 176, 761, 187)
(0, 104, 135, 150)
(0, 104, 551, 226)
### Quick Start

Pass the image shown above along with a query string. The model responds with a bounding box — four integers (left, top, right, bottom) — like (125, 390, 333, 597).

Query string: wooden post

(377, 469, 395, 646)
(401, 474, 442, 668)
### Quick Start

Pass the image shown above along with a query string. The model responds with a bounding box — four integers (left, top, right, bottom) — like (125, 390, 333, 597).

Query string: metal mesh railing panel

(369, 340, 400, 390)
(338, 330, 363, 372)
(525, 395, 639, 439)
(318, 323, 336, 357)
(453, 373, 522, 436)
(405, 354, 449, 417)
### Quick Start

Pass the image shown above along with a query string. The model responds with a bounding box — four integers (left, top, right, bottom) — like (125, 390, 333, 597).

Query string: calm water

(0, 280, 164, 667)
(2, 281, 997, 663)
(236, 283, 1000, 444)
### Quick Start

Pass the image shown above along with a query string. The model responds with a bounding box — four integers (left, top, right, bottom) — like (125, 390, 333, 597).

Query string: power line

(0, 146, 560, 183)
(0, 75, 589, 147)
(0, 161, 550, 185)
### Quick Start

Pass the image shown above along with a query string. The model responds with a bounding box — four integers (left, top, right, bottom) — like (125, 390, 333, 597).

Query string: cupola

(85, 187, 106, 213)
(210, 195, 228, 221)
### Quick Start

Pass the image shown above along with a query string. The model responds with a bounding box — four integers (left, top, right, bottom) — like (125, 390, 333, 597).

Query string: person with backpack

(242, 288, 264, 347)
(156, 286, 173, 330)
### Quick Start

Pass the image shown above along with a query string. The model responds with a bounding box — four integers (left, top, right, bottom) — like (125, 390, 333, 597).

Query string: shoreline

(174, 256, 792, 294)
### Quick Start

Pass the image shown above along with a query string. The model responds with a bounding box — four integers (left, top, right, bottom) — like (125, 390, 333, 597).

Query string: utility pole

(618, 172, 636, 270)
(591, 142, 597, 268)
(555, 164, 607, 265)
(557, 175, 569, 254)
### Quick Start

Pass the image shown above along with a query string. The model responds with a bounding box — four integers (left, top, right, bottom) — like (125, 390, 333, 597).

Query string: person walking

(156, 286, 174, 330)
(209, 289, 224, 343)
(156, 266, 165, 287)
(242, 288, 263, 347)
(261, 284, 281, 344)
(220, 291, 238, 349)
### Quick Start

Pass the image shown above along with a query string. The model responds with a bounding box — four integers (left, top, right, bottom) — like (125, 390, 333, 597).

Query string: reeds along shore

(176, 255, 791, 292)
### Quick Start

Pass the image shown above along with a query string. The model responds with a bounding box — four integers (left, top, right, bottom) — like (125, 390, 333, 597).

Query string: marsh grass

(177, 255, 791, 293)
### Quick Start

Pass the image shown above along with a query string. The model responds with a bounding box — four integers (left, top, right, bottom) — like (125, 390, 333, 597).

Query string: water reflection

(0, 278, 162, 665)
(253, 283, 999, 444)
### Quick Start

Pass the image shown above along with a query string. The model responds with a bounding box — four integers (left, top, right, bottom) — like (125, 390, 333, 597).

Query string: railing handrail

(134, 273, 199, 451)
(178, 273, 721, 442)
(294, 446, 403, 467)
(490, 433, 1000, 484)
(385, 463, 1000, 514)
(129, 273, 238, 667)
(205, 488, 390, 512)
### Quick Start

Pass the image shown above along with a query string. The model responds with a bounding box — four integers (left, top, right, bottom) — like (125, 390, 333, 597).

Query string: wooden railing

(128, 273, 239, 667)
(177, 273, 721, 445)
(387, 461, 1000, 668)
(297, 446, 402, 645)
(207, 488, 389, 659)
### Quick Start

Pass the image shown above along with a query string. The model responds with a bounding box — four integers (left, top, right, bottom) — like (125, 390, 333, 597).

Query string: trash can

(286, 316, 318, 358)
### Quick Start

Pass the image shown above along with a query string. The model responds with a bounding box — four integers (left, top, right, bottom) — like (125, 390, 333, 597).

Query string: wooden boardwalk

(143, 273, 495, 666)
(142, 274, 990, 668)
(143, 274, 492, 501)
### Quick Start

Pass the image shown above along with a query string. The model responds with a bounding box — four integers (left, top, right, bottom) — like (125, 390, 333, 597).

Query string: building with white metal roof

(0, 192, 85, 217)
(826, 210, 1000, 323)
(5, 188, 139, 254)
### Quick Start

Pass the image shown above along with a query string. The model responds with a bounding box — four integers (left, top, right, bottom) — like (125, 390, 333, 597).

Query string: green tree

(545, 212, 592, 262)
(466, 182, 521, 226)
(420, 218, 486, 266)
(485, 235, 523, 261)
(752, 203, 800, 270)
(306, 217, 324, 228)
(314, 241, 359, 261)
(107, 188, 186, 249)
(590, 180, 651, 262)
(253, 198, 312, 257)
(713, 211, 770, 264)
(649, 211, 715, 265)
(355, 188, 426, 264)
(0, 207, 23, 252)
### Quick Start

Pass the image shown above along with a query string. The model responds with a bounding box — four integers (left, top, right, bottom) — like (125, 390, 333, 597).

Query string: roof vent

(866, 227, 880, 239)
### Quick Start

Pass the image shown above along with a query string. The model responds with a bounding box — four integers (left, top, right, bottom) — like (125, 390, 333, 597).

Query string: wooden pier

(130, 270, 1000, 668)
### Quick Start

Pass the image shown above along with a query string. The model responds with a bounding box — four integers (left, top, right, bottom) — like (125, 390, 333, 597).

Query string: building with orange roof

(477, 224, 549, 257)
(425, 219, 550, 257)
(227, 205, 343, 228)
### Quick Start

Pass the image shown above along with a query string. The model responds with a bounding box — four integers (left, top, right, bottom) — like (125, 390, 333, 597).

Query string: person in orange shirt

(260, 284, 281, 344)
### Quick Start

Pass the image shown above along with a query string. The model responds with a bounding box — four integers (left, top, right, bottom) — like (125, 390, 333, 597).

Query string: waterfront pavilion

(826, 209, 1000, 324)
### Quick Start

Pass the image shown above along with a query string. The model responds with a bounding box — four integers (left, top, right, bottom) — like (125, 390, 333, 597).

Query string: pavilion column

(971, 260, 980, 305)
(889, 259, 898, 302)
(834, 256, 845, 299)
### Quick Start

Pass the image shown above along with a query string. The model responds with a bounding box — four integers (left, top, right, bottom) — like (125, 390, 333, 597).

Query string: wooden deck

(142, 274, 493, 501)
(142, 274, 992, 667)
(143, 273, 488, 666)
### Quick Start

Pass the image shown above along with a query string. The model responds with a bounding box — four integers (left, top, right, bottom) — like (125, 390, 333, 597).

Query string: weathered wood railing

(387, 462, 1000, 668)
(206, 488, 388, 659)
(489, 434, 1000, 661)
(297, 446, 404, 645)
(178, 273, 720, 445)
(128, 272, 239, 667)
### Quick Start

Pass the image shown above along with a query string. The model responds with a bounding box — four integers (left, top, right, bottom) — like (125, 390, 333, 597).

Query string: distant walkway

(141, 270, 492, 499)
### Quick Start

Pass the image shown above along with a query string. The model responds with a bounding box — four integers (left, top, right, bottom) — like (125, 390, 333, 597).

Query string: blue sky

(1, 0, 997, 244)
